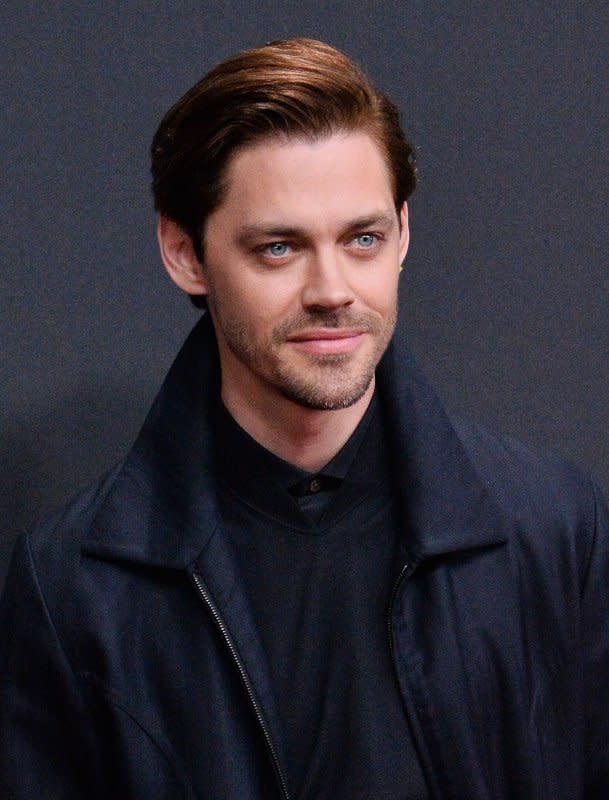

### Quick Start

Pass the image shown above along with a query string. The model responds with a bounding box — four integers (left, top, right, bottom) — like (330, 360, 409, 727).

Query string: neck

(221, 380, 375, 473)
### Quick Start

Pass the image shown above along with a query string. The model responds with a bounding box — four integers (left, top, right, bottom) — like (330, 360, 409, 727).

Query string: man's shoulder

(19, 464, 124, 586)
(451, 413, 599, 536)
(0, 464, 125, 653)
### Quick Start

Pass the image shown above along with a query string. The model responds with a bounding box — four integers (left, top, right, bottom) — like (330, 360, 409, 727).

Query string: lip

(286, 329, 366, 355)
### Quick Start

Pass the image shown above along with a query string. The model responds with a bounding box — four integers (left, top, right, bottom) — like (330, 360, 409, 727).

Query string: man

(1, 38, 608, 799)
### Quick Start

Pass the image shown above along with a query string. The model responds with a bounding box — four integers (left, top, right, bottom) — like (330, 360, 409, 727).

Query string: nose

(300, 248, 355, 311)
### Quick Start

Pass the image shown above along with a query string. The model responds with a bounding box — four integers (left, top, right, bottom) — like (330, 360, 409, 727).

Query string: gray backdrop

(2, 1, 608, 590)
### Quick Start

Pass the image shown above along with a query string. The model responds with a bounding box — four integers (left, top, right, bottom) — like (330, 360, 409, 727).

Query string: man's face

(200, 131, 409, 410)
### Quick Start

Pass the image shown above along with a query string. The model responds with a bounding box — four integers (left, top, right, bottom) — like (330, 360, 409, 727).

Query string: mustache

(274, 310, 381, 340)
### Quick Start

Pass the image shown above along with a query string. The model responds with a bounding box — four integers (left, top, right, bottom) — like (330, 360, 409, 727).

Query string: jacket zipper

(191, 572, 290, 800)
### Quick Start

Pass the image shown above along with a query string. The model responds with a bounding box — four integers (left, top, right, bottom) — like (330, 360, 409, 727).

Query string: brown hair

(151, 38, 417, 307)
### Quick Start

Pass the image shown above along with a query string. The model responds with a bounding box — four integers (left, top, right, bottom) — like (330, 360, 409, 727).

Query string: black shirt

(214, 395, 428, 799)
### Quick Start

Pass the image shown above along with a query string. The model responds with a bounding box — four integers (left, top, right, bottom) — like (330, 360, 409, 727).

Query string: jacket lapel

(84, 314, 222, 568)
(377, 323, 509, 561)
(82, 313, 289, 777)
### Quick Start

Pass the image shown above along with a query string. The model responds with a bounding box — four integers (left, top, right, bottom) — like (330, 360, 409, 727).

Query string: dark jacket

(1, 315, 608, 799)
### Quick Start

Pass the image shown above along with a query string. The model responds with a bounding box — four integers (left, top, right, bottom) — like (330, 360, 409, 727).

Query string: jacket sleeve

(582, 481, 609, 798)
(0, 533, 101, 799)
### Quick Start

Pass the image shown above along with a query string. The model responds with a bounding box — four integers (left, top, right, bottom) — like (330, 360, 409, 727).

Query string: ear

(398, 202, 410, 264)
(157, 216, 208, 297)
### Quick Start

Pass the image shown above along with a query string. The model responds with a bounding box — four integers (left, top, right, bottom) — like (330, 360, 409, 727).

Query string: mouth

(286, 328, 366, 355)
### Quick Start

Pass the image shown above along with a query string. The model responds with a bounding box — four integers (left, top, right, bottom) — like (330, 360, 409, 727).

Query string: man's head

(153, 39, 415, 415)
(151, 37, 417, 298)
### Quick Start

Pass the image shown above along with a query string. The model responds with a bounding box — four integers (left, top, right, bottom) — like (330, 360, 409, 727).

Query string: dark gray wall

(2, 1, 608, 589)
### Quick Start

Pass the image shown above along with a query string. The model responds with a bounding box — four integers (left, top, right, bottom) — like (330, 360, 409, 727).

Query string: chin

(277, 371, 374, 411)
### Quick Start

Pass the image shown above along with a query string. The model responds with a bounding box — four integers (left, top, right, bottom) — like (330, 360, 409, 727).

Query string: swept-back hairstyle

(151, 38, 417, 307)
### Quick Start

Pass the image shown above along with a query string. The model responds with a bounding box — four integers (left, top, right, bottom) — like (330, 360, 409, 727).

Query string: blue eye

(355, 234, 377, 248)
(267, 242, 289, 257)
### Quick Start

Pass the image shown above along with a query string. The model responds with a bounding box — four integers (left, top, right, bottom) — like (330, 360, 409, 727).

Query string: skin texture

(158, 131, 409, 471)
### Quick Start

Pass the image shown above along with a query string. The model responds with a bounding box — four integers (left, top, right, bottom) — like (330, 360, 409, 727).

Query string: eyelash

(257, 232, 384, 259)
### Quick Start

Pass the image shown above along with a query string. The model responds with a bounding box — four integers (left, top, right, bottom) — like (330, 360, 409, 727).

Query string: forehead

(215, 131, 396, 228)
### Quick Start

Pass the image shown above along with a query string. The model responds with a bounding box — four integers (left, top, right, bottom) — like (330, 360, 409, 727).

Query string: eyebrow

(235, 211, 396, 247)
(346, 212, 396, 231)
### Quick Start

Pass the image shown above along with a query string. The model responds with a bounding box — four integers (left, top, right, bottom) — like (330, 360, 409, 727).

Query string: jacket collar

(84, 313, 508, 568)
(84, 314, 224, 568)
(376, 322, 508, 561)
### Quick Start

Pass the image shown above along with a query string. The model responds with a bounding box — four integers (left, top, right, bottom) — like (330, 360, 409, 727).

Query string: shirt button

(309, 477, 322, 493)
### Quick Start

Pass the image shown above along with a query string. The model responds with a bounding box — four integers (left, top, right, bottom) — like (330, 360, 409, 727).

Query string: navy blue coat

(2, 315, 609, 799)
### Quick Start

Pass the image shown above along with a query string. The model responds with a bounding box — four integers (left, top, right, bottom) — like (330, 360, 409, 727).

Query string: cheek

(356, 271, 399, 310)
(242, 274, 301, 314)
(222, 288, 289, 339)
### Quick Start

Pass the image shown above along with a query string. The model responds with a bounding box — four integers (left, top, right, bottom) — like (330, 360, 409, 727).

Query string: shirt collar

(214, 392, 383, 529)
(214, 392, 377, 491)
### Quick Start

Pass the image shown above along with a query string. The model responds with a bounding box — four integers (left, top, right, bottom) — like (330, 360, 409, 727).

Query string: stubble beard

(209, 301, 397, 411)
